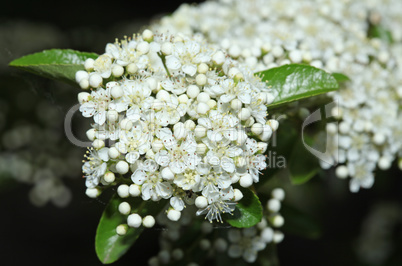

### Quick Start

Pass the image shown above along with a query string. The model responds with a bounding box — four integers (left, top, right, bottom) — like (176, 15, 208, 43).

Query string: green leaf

(256, 64, 339, 108)
(368, 24, 393, 43)
(332, 72, 350, 83)
(281, 203, 322, 239)
(288, 136, 319, 185)
(223, 188, 263, 228)
(95, 194, 166, 264)
(9, 49, 98, 85)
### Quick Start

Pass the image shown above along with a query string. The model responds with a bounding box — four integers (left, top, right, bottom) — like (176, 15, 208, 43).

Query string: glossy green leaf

(281, 204, 322, 239)
(289, 135, 319, 185)
(9, 49, 98, 84)
(368, 24, 393, 43)
(332, 72, 350, 83)
(223, 188, 263, 228)
(95, 194, 166, 264)
(256, 64, 339, 108)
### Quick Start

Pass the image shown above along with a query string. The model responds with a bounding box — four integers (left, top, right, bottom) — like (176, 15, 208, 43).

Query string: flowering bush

(7, 0, 402, 265)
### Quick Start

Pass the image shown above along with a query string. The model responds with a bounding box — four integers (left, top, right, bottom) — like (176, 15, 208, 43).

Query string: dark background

(1, 1, 402, 265)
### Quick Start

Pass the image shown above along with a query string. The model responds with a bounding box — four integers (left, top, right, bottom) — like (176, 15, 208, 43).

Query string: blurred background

(1, 1, 402, 265)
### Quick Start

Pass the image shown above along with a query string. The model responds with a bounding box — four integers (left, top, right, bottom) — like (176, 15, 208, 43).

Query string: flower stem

(157, 52, 171, 77)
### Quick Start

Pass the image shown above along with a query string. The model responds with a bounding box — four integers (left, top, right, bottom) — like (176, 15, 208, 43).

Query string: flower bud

(238, 108, 251, 121)
(142, 215, 156, 228)
(273, 231, 284, 243)
(75, 70, 89, 83)
(207, 99, 217, 109)
(152, 139, 164, 152)
(271, 188, 285, 201)
(184, 120, 196, 130)
(261, 227, 274, 243)
(112, 65, 124, 77)
(233, 188, 243, 201)
(85, 188, 100, 198)
(117, 184, 130, 198)
(195, 196, 208, 209)
(197, 63, 208, 74)
(116, 161, 129, 175)
(173, 122, 186, 139)
(86, 128, 96, 141)
(251, 123, 264, 135)
(104, 172, 115, 183)
(79, 79, 89, 90)
(84, 58, 95, 71)
(197, 102, 210, 115)
(118, 201, 131, 215)
(267, 198, 281, 212)
(127, 213, 142, 228)
(93, 139, 105, 149)
(196, 74, 207, 86)
(120, 118, 133, 131)
(228, 67, 240, 78)
(88, 73, 102, 88)
(161, 167, 174, 180)
(116, 224, 128, 235)
(240, 174, 253, 188)
(126, 63, 138, 74)
(212, 51, 225, 65)
(197, 92, 210, 103)
(378, 157, 391, 170)
(108, 147, 120, 159)
(107, 110, 119, 122)
(161, 42, 173, 55)
(142, 29, 154, 42)
(270, 214, 284, 227)
(335, 165, 348, 179)
(231, 99, 242, 110)
(167, 209, 181, 221)
(195, 125, 207, 138)
(178, 94, 189, 104)
(196, 143, 207, 155)
(137, 41, 150, 54)
(268, 119, 279, 131)
(187, 85, 200, 98)
(129, 184, 141, 197)
(111, 85, 124, 99)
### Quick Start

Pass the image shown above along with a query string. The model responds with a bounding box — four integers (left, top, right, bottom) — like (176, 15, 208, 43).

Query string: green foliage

(256, 64, 339, 108)
(223, 188, 263, 228)
(9, 49, 98, 85)
(95, 194, 166, 264)
(368, 24, 393, 43)
(332, 72, 350, 83)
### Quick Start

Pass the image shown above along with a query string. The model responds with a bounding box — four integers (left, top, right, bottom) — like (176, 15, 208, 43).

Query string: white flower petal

(166, 55, 181, 70)
(182, 64, 197, 76)
(125, 151, 140, 164)
(132, 169, 146, 185)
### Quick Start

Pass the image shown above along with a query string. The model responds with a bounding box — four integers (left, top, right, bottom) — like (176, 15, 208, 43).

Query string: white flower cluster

(76, 29, 278, 224)
(152, 0, 402, 192)
(148, 188, 285, 265)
